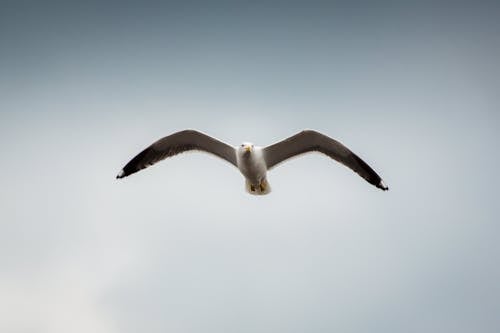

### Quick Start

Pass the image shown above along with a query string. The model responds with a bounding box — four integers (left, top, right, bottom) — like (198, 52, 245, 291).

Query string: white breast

(236, 147, 267, 184)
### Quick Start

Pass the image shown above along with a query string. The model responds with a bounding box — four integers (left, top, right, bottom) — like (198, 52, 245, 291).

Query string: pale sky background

(1, 1, 499, 332)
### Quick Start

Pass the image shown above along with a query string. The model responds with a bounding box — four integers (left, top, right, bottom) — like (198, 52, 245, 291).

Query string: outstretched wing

(117, 130, 237, 179)
(263, 130, 388, 191)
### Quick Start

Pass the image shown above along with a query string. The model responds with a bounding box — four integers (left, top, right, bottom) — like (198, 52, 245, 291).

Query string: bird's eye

(241, 144, 244, 147)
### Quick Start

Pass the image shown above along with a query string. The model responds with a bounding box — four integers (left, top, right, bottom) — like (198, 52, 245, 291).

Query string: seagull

(116, 129, 388, 195)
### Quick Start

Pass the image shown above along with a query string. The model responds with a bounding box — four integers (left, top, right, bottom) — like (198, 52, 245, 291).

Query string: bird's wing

(263, 130, 388, 190)
(117, 130, 237, 179)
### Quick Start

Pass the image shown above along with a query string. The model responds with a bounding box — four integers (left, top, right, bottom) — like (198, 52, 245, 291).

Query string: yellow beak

(245, 146, 252, 153)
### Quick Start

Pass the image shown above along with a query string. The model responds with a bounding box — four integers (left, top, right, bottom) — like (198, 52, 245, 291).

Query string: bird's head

(238, 142, 254, 156)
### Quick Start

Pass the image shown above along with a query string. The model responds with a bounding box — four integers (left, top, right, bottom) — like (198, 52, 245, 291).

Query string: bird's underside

(116, 129, 389, 194)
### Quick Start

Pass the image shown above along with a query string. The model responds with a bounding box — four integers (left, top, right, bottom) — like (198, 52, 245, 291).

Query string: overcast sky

(1, 1, 499, 332)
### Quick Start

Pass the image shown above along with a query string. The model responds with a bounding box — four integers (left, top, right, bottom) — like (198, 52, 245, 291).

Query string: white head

(238, 142, 254, 157)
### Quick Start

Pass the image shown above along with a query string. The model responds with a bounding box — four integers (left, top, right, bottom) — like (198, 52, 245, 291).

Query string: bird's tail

(245, 178, 271, 195)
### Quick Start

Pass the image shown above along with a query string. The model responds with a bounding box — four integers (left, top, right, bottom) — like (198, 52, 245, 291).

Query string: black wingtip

(116, 169, 126, 179)
(378, 180, 389, 191)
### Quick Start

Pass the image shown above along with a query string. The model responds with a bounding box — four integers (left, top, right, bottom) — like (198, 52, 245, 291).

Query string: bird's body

(117, 129, 388, 195)
(236, 144, 270, 194)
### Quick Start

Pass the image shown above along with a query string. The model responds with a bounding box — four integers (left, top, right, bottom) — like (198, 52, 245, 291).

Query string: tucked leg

(259, 180, 267, 192)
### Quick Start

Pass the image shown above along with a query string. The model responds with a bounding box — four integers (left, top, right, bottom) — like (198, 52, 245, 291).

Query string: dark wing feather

(117, 130, 237, 179)
(263, 130, 388, 191)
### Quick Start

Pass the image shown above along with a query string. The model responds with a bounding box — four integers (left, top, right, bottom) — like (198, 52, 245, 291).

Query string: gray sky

(1, 1, 499, 332)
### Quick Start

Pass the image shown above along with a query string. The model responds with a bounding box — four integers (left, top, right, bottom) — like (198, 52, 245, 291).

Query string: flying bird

(116, 129, 388, 195)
